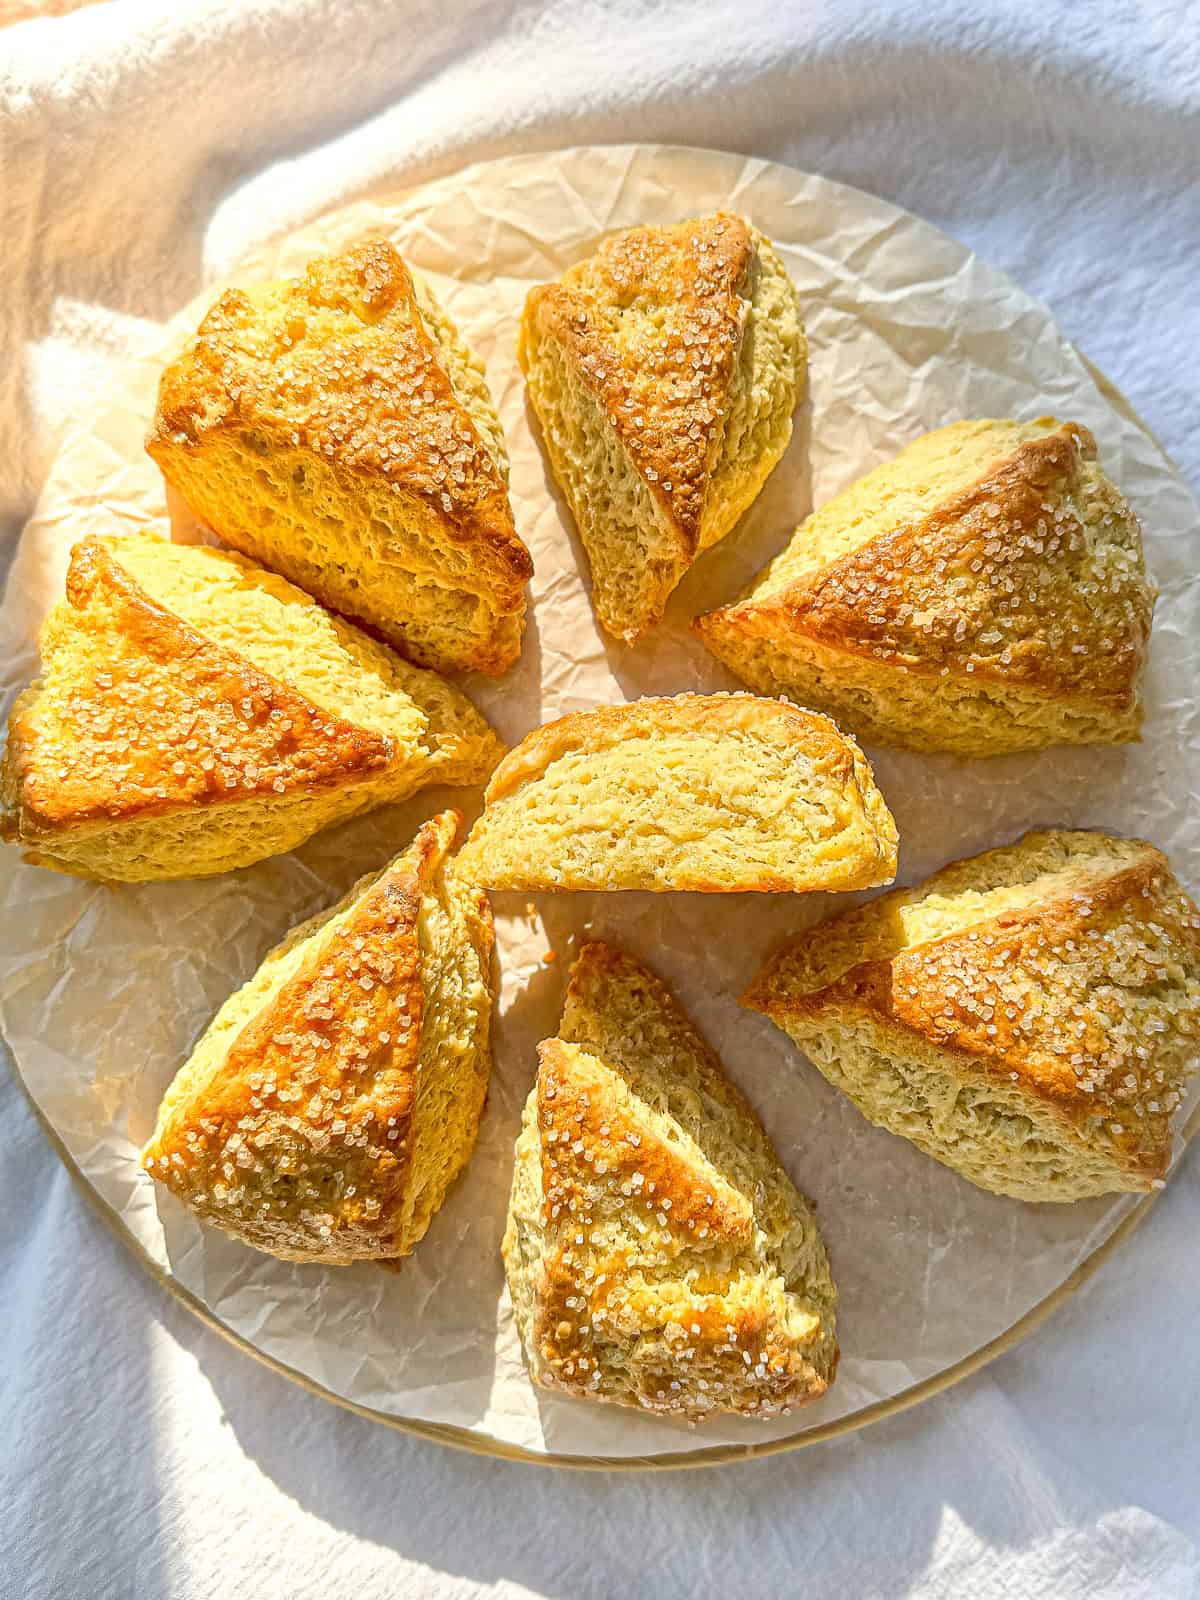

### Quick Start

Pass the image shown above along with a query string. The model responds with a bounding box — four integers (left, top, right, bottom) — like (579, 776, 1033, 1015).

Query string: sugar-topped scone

(696, 419, 1155, 755)
(457, 693, 897, 894)
(745, 831, 1200, 1202)
(0, 534, 503, 881)
(503, 942, 838, 1420)
(148, 239, 533, 676)
(519, 213, 806, 641)
(143, 811, 494, 1263)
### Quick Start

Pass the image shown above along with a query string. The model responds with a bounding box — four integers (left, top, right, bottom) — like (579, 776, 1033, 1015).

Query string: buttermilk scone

(143, 812, 494, 1262)
(696, 419, 1155, 755)
(745, 830, 1200, 1202)
(520, 213, 806, 641)
(0, 534, 502, 881)
(457, 693, 897, 894)
(503, 942, 837, 1420)
(148, 239, 533, 676)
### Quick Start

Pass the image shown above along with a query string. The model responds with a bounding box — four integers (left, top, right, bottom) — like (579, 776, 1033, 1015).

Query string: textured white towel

(2, 3, 1199, 1597)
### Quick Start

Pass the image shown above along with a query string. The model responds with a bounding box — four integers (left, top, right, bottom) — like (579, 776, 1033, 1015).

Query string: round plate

(2, 144, 1198, 1468)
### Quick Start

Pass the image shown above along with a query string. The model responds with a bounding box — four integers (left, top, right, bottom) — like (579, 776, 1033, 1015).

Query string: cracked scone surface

(148, 238, 533, 676)
(519, 212, 806, 641)
(745, 830, 1200, 1202)
(503, 942, 837, 1421)
(143, 811, 495, 1263)
(0, 533, 503, 881)
(696, 418, 1155, 755)
(457, 692, 897, 893)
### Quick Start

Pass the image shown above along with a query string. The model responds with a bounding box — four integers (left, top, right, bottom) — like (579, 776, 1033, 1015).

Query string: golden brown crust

(531, 1248, 824, 1420)
(505, 939, 839, 1418)
(698, 422, 1153, 726)
(149, 239, 532, 608)
(4, 535, 391, 840)
(523, 1012, 834, 1418)
(142, 812, 458, 1262)
(521, 214, 753, 553)
(746, 834, 1200, 1186)
(537, 1037, 753, 1249)
(481, 691, 868, 807)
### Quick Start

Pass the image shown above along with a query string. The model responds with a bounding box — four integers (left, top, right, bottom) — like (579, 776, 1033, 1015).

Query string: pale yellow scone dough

(503, 941, 838, 1420)
(745, 830, 1200, 1202)
(143, 811, 494, 1263)
(148, 239, 533, 677)
(696, 418, 1155, 755)
(0, 533, 502, 881)
(520, 212, 806, 641)
(457, 692, 897, 893)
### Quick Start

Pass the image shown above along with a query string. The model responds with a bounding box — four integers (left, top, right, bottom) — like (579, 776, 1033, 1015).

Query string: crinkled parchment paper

(2, 146, 1198, 1462)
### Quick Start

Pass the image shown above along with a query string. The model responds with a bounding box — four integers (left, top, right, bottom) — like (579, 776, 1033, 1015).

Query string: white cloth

(2, 2, 1198, 1596)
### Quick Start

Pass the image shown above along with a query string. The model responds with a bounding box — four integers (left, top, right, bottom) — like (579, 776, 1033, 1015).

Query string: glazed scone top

(151, 239, 532, 596)
(746, 418, 1153, 709)
(2, 535, 391, 837)
(142, 810, 493, 1262)
(0, 533, 501, 843)
(504, 942, 837, 1420)
(522, 213, 757, 551)
(747, 830, 1200, 1187)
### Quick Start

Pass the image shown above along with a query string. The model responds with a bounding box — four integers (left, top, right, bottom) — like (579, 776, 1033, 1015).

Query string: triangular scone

(148, 239, 533, 676)
(458, 693, 896, 894)
(519, 213, 806, 641)
(503, 942, 837, 1420)
(745, 831, 1200, 1203)
(0, 534, 503, 881)
(696, 419, 1155, 755)
(143, 811, 494, 1263)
